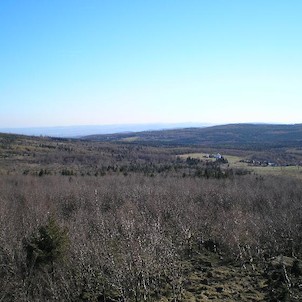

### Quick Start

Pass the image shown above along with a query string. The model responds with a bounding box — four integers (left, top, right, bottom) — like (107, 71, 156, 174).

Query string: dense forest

(0, 130, 302, 301)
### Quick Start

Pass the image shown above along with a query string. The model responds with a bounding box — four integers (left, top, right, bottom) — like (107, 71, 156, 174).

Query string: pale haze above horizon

(1, 1, 302, 128)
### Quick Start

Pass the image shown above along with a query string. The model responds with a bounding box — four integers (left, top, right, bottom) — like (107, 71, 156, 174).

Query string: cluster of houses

(203, 153, 228, 163)
(204, 153, 223, 159)
(239, 159, 277, 167)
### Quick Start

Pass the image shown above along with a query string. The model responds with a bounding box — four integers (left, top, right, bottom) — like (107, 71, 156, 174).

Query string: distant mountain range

(2, 123, 302, 150)
(83, 123, 302, 149)
(0, 123, 210, 138)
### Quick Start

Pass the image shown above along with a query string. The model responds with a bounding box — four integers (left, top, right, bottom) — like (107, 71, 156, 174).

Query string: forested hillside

(0, 133, 301, 301)
(84, 123, 302, 149)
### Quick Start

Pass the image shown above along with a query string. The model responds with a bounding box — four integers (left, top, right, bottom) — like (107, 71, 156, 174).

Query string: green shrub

(24, 216, 69, 270)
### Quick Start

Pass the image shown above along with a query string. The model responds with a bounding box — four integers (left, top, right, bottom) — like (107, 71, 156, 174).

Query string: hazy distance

(0, 123, 211, 138)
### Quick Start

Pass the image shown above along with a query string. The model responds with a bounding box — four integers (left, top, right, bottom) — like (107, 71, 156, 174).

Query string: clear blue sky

(1, 0, 302, 128)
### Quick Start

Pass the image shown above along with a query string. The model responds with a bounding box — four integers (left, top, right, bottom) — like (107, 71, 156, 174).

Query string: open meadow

(179, 152, 302, 180)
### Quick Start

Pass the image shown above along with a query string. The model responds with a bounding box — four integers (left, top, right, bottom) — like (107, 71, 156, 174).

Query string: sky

(1, 0, 302, 128)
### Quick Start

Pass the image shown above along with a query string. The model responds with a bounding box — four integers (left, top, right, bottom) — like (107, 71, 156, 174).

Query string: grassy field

(180, 152, 302, 179)
(121, 136, 139, 142)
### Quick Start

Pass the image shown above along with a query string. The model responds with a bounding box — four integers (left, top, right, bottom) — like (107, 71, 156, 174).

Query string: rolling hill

(83, 123, 302, 149)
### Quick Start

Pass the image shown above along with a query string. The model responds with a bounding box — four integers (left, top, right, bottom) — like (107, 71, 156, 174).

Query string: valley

(0, 124, 302, 301)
